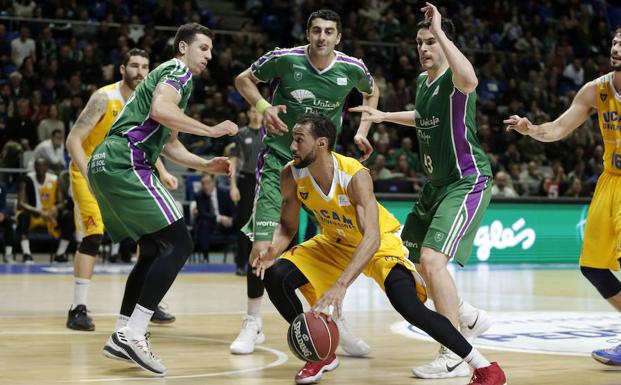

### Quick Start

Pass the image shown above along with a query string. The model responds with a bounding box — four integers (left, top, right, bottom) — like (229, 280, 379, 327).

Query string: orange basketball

(287, 311, 339, 362)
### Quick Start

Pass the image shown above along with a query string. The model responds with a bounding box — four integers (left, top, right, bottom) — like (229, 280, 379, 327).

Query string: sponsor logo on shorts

(403, 240, 418, 249)
(256, 220, 279, 228)
(392, 311, 621, 356)
(85, 216, 96, 229)
(434, 231, 444, 242)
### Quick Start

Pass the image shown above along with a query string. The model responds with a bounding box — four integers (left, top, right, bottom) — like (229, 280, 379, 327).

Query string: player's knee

(78, 234, 103, 256)
(263, 259, 290, 291)
(580, 266, 621, 298)
(419, 249, 448, 275)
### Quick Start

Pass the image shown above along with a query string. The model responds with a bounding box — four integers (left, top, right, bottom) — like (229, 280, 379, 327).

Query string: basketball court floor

(1, 259, 620, 385)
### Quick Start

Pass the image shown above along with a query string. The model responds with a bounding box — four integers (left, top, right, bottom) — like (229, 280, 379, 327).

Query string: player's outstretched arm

(66, 91, 108, 179)
(160, 132, 231, 175)
(235, 68, 288, 136)
(312, 169, 380, 318)
(253, 165, 301, 279)
(422, 2, 478, 93)
(354, 82, 381, 161)
(150, 83, 238, 137)
(349, 106, 417, 127)
(504, 81, 596, 142)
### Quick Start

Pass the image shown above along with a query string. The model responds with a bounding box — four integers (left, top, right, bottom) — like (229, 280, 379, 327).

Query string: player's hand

(311, 282, 346, 321)
(263, 105, 288, 136)
(421, 2, 443, 36)
(209, 120, 238, 137)
(503, 115, 535, 136)
(230, 185, 241, 203)
(252, 244, 278, 279)
(160, 172, 178, 190)
(204, 157, 232, 176)
(353, 134, 373, 162)
(348, 105, 387, 123)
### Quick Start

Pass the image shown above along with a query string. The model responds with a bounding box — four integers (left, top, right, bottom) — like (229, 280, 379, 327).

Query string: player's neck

(308, 152, 334, 194)
(613, 71, 621, 94)
(427, 62, 449, 82)
(248, 121, 261, 130)
(119, 81, 133, 102)
(308, 48, 335, 71)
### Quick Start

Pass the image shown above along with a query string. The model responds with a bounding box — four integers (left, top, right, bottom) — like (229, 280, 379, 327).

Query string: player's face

(611, 34, 621, 71)
(121, 56, 149, 90)
(416, 28, 445, 70)
(306, 18, 341, 58)
(183, 33, 213, 75)
(291, 124, 318, 168)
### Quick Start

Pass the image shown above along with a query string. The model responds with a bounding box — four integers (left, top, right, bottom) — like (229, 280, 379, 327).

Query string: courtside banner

(300, 200, 588, 264)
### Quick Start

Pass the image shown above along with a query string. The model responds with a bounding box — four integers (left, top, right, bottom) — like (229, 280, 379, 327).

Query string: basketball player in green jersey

(88, 23, 237, 376)
(231, 9, 379, 357)
(350, 3, 495, 381)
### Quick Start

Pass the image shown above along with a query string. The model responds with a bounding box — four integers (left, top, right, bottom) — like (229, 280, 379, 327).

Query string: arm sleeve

(350, 58, 374, 95)
(250, 48, 284, 82)
(158, 62, 192, 94)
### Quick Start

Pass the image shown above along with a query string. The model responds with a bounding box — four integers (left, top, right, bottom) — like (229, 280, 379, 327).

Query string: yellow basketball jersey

(81, 81, 126, 158)
(27, 171, 58, 211)
(595, 72, 621, 175)
(291, 152, 401, 246)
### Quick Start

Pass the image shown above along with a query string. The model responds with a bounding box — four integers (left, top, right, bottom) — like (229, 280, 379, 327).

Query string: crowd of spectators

(0, 0, 620, 200)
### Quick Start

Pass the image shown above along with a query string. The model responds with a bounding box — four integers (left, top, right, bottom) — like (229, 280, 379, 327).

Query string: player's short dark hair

(51, 128, 63, 136)
(122, 48, 149, 67)
(417, 19, 455, 41)
(307, 9, 342, 34)
(297, 113, 336, 150)
(615, 27, 621, 38)
(173, 23, 214, 57)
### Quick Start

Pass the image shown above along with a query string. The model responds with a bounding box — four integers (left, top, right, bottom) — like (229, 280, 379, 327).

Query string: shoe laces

(239, 316, 260, 335)
(157, 302, 169, 312)
(133, 332, 161, 361)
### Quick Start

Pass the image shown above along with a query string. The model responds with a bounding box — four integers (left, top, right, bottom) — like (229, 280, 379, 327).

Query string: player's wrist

(255, 98, 272, 114)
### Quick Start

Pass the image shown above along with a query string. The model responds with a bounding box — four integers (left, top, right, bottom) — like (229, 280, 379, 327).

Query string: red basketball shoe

(467, 362, 507, 385)
(294, 353, 339, 384)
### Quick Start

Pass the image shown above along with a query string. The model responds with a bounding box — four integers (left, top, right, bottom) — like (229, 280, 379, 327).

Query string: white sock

(20, 239, 31, 255)
(71, 277, 90, 309)
(247, 297, 262, 318)
(111, 243, 120, 255)
(5, 246, 12, 257)
(115, 314, 130, 332)
(464, 348, 490, 369)
(127, 305, 154, 337)
(56, 239, 70, 256)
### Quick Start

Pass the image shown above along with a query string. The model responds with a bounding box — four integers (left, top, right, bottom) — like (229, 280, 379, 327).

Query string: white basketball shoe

(412, 346, 470, 379)
(334, 315, 371, 357)
(459, 308, 492, 342)
(230, 315, 266, 354)
(110, 326, 166, 376)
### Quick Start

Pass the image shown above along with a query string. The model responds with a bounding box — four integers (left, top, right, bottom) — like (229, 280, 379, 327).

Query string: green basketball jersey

(414, 68, 491, 185)
(251, 45, 374, 159)
(107, 58, 193, 165)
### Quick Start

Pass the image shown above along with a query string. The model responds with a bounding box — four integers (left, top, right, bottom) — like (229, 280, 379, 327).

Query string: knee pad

(78, 234, 103, 256)
(581, 266, 621, 298)
(154, 220, 193, 261)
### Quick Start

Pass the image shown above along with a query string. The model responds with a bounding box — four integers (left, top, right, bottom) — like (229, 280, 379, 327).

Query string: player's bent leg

(384, 265, 507, 384)
(581, 266, 621, 311)
(230, 240, 271, 354)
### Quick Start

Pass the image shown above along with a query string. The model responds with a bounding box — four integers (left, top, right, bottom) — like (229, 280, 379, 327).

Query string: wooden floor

(1, 262, 621, 385)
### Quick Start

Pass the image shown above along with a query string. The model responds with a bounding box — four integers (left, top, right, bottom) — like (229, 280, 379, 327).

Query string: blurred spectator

(388, 136, 418, 171)
(193, 173, 234, 262)
(563, 177, 586, 198)
(372, 123, 390, 147)
(520, 161, 543, 196)
(11, 26, 36, 68)
(6, 98, 37, 150)
(0, 181, 15, 263)
(492, 171, 518, 198)
(37, 104, 64, 142)
(507, 162, 524, 196)
(30, 128, 65, 173)
(370, 154, 393, 181)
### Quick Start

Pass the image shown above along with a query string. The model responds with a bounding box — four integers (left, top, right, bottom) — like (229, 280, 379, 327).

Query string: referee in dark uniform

(230, 106, 264, 276)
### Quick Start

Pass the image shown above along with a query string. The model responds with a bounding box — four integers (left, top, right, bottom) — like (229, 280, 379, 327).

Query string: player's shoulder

(264, 46, 307, 60)
(334, 152, 367, 178)
(154, 58, 190, 77)
(334, 49, 369, 72)
(594, 72, 612, 86)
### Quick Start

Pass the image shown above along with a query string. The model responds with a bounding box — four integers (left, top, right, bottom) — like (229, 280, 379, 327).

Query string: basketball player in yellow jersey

(254, 113, 507, 385)
(505, 28, 621, 366)
(65, 49, 177, 331)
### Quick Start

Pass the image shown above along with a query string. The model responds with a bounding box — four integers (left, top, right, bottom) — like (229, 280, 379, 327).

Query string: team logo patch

(336, 77, 347, 85)
(392, 311, 621, 356)
(294, 71, 303, 81)
(300, 191, 309, 200)
(600, 92, 607, 101)
(337, 194, 350, 206)
(113, 110, 118, 116)
(434, 231, 444, 242)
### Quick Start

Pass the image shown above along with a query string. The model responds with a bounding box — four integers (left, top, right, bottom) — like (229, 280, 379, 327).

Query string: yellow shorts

(17, 212, 60, 238)
(281, 232, 427, 305)
(70, 163, 104, 239)
(580, 171, 621, 270)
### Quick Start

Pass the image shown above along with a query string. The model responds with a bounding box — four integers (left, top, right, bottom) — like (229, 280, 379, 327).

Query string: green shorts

(242, 149, 291, 242)
(87, 136, 183, 242)
(401, 174, 491, 266)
